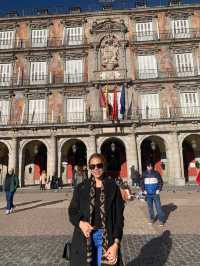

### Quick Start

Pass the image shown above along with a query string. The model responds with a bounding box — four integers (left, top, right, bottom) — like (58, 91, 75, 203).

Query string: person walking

(40, 170, 47, 191)
(141, 161, 165, 226)
(4, 168, 19, 215)
(68, 153, 125, 266)
(73, 165, 85, 187)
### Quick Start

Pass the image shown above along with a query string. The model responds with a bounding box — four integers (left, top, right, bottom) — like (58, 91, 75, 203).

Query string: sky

(0, 0, 199, 15)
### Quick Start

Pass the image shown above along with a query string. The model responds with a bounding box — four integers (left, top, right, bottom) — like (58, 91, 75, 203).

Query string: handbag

(63, 241, 71, 261)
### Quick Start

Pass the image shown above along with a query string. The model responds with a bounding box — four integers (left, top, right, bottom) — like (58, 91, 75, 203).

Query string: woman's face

(89, 157, 104, 180)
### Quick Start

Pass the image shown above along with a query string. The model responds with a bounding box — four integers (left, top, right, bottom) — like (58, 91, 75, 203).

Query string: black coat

(68, 177, 125, 266)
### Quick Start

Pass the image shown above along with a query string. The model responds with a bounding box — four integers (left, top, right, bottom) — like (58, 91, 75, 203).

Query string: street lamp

(191, 139, 197, 149)
(150, 141, 156, 151)
(34, 145, 39, 155)
(72, 144, 77, 154)
(111, 142, 116, 152)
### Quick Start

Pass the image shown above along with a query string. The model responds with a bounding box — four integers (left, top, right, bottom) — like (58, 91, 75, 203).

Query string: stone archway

(60, 139, 87, 185)
(21, 140, 47, 186)
(182, 134, 200, 183)
(101, 137, 127, 179)
(140, 136, 168, 182)
(0, 142, 9, 188)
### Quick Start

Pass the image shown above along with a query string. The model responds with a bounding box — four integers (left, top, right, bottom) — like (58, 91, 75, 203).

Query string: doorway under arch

(101, 137, 127, 179)
(61, 139, 87, 185)
(140, 136, 168, 181)
(0, 142, 9, 188)
(182, 134, 200, 183)
(22, 140, 47, 186)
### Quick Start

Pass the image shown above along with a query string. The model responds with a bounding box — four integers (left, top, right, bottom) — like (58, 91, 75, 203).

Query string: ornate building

(0, 2, 200, 187)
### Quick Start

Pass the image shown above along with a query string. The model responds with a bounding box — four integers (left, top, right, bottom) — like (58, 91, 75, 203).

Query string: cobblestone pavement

(0, 189, 200, 266)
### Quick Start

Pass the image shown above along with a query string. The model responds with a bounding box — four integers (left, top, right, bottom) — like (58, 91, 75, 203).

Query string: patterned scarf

(86, 176, 109, 265)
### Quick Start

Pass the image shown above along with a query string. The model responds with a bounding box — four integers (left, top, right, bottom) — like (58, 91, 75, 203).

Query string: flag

(112, 86, 118, 120)
(120, 84, 125, 115)
(196, 171, 200, 186)
(127, 94, 133, 118)
(104, 84, 108, 108)
(99, 85, 106, 108)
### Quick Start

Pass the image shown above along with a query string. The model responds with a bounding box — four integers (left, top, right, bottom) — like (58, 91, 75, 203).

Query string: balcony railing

(0, 73, 87, 87)
(135, 68, 200, 80)
(1, 107, 200, 127)
(133, 28, 200, 42)
(0, 36, 87, 50)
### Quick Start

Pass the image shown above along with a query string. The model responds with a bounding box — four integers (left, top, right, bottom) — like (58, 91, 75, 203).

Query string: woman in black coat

(68, 153, 125, 266)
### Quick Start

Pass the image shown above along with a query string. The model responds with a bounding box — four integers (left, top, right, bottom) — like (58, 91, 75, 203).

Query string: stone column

(87, 135, 96, 162)
(48, 135, 57, 177)
(126, 133, 138, 182)
(168, 132, 185, 186)
(9, 138, 17, 174)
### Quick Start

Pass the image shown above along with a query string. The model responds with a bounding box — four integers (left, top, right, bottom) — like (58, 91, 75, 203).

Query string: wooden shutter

(175, 53, 194, 77)
(171, 19, 190, 38)
(0, 100, 9, 124)
(29, 99, 46, 123)
(0, 30, 14, 49)
(136, 21, 153, 41)
(138, 55, 157, 79)
(65, 59, 83, 83)
(180, 92, 199, 117)
(141, 94, 160, 119)
(30, 62, 47, 84)
(0, 63, 12, 86)
(31, 29, 48, 47)
(66, 97, 85, 122)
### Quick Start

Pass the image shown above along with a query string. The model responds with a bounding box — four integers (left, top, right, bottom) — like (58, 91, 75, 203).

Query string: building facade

(0, 3, 200, 186)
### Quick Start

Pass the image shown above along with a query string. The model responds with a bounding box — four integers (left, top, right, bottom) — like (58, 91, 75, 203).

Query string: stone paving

(0, 188, 200, 265)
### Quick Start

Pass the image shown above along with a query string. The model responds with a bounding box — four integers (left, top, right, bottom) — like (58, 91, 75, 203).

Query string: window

(28, 99, 46, 124)
(138, 55, 158, 79)
(141, 94, 160, 119)
(30, 61, 47, 85)
(0, 30, 15, 49)
(0, 100, 9, 125)
(63, 26, 83, 46)
(31, 29, 48, 47)
(66, 97, 86, 122)
(136, 21, 154, 41)
(65, 59, 83, 83)
(0, 63, 12, 86)
(171, 19, 190, 39)
(175, 53, 194, 77)
(180, 92, 199, 117)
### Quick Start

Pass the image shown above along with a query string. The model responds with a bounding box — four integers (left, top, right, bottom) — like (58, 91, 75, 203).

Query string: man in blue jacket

(141, 161, 165, 226)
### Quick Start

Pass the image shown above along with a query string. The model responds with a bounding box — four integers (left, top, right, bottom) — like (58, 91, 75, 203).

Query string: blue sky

(0, 0, 199, 14)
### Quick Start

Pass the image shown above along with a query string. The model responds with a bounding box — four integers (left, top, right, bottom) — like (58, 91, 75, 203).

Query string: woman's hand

(104, 243, 118, 264)
(79, 221, 93, 238)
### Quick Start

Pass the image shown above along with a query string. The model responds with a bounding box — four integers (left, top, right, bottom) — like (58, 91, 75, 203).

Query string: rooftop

(0, 0, 199, 19)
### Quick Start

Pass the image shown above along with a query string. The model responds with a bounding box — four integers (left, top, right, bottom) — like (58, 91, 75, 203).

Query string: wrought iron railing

(133, 28, 200, 42)
(1, 107, 200, 127)
(0, 36, 87, 50)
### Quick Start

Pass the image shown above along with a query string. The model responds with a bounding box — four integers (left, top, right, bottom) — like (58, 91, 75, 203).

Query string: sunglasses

(89, 163, 104, 170)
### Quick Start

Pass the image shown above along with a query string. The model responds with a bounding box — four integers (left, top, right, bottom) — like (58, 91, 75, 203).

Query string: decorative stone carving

(100, 35, 119, 70)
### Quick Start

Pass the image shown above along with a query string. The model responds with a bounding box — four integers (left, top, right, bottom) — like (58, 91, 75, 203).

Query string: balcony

(132, 29, 200, 43)
(0, 73, 87, 87)
(135, 68, 200, 80)
(1, 107, 200, 128)
(0, 36, 87, 51)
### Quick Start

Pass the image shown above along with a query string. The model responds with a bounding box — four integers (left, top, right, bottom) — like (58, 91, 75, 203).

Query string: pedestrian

(130, 165, 140, 188)
(4, 168, 19, 215)
(58, 176, 63, 190)
(68, 153, 124, 266)
(141, 161, 165, 226)
(73, 165, 84, 187)
(83, 165, 88, 180)
(40, 170, 47, 191)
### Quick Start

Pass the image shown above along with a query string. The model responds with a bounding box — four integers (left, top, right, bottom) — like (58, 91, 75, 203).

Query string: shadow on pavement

(162, 203, 177, 223)
(0, 200, 42, 210)
(126, 230, 172, 266)
(14, 199, 66, 213)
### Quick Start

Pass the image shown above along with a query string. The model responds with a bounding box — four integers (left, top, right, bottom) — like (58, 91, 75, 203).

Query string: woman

(68, 153, 124, 266)
(73, 165, 85, 187)
(40, 170, 47, 191)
